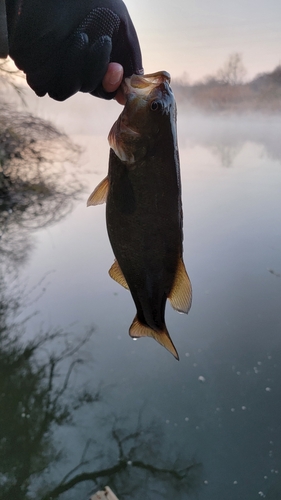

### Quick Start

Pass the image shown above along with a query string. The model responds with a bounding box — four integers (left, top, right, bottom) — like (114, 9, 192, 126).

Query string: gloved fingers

(90, 84, 117, 100)
(46, 34, 112, 101)
(47, 32, 89, 101)
(80, 35, 112, 92)
(27, 34, 117, 101)
(27, 32, 87, 100)
(26, 60, 59, 97)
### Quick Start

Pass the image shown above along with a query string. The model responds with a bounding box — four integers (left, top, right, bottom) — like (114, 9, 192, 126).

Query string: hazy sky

(125, 0, 281, 82)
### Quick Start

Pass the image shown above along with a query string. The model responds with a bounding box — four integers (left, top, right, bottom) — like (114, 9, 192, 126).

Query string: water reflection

(0, 101, 82, 268)
(0, 273, 202, 499)
(211, 142, 243, 168)
(43, 418, 201, 499)
(177, 112, 281, 168)
(0, 276, 95, 498)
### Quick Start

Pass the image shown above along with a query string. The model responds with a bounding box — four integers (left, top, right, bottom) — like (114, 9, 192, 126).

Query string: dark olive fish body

(107, 128, 181, 327)
(88, 72, 192, 359)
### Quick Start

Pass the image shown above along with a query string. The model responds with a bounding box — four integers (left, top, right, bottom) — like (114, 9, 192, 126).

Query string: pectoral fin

(168, 258, 192, 314)
(129, 316, 179, 360)
(108, 117, 140, 164)
(87, 177, 109, 206)
(109, 260, 129, 290)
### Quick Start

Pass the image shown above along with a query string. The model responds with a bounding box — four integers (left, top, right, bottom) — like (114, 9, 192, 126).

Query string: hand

(6, 0, 143, 101)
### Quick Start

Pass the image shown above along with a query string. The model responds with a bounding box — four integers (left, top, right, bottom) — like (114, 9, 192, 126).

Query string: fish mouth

(122, 71, 171, 97)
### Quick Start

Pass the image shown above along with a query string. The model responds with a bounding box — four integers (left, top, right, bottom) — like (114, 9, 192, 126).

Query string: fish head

(108, 71, 177, 164)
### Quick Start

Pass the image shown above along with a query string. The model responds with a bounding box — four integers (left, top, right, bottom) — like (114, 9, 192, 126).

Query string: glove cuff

(0, 0, 8, 57)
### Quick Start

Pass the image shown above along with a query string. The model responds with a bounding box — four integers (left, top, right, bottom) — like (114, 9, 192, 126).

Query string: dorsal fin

(168, 258, 192, 314)
(108, 260, 129, 290)
(129, 316, 179, 360)
(87, 177, 109, 206)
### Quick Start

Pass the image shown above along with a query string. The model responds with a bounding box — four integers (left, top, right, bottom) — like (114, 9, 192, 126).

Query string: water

(1, 91, 281, 500)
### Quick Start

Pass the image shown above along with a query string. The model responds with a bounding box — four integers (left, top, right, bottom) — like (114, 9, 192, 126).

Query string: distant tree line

(174, 53, 281, 113)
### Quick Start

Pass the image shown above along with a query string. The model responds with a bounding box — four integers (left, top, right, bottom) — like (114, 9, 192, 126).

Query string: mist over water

(1, 75, 281, 500)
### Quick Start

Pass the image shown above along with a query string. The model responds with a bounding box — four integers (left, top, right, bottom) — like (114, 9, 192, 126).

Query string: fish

(87, 71, 192, 360)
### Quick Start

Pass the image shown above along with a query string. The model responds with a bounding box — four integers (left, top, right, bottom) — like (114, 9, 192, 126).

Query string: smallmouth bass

(87, 71, 192, 360)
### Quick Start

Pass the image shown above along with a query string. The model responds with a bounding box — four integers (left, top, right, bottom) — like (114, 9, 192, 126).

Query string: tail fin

(129, 316, 179, 360)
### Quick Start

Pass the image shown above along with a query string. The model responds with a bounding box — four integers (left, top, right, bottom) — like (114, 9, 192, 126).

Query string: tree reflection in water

(177, 112, 281, 168)
(0, 274, 202, 499)
(43, 419, 201, 500)
(0, 100, 82, 268)
(0, 275, 96, 498)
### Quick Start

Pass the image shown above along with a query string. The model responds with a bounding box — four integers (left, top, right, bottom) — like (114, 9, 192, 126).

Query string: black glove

(6, 0, 143, 101)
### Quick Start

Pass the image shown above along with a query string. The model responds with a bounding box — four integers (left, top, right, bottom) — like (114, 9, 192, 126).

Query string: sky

(125, 0, 281, 82)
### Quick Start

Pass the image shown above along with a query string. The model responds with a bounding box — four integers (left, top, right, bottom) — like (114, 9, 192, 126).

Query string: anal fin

(87, 177, 109, 206)
(109, 260, 129, 290)
(129, 316, 179, 360)
(168, 258, 192, 314)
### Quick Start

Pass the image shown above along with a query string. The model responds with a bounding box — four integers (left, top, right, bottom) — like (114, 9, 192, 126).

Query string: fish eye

(150, 100, 162, 111)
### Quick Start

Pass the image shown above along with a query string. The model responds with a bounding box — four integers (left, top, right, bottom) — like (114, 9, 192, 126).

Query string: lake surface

(1, 91, 281, 500)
